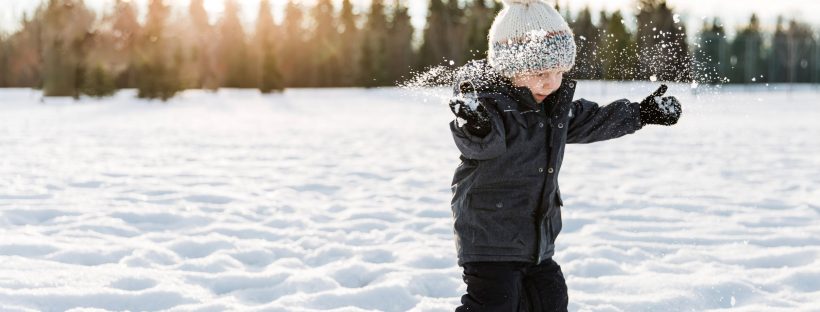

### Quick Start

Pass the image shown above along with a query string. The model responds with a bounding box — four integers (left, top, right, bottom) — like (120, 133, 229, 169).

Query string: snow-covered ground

(0, 83, 818, 311)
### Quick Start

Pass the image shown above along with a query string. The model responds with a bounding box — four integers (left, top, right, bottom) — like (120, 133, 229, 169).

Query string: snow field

(0, 83, 818, 311)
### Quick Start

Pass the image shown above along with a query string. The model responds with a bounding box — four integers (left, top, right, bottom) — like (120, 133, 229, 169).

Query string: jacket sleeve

(450, 104, 506, 160)
(566, 98, 643, 144)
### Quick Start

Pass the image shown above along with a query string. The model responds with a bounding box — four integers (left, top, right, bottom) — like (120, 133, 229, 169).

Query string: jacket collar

(490, 77, 577, 114)
(545, 79, 577, 116)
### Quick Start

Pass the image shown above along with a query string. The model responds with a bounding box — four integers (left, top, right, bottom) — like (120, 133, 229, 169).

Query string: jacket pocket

(465, 187, 533, 249)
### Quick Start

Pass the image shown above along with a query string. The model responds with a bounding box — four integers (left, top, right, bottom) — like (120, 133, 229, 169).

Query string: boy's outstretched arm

(566, 85, 681, 144)
(449, 82, 506, 160)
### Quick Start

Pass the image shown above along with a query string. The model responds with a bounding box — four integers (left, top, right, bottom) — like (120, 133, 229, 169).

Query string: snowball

(464, 98, 480, 111)
(654, 97, 678, 115)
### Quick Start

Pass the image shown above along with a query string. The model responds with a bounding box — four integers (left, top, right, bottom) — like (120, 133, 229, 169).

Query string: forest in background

(0, 0, 817, 100)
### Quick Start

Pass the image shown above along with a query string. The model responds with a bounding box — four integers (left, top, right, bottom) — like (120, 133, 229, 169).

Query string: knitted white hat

(488, 0, 576, 77)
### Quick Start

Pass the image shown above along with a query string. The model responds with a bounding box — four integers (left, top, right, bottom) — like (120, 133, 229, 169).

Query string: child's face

(511, 70, 564, 103)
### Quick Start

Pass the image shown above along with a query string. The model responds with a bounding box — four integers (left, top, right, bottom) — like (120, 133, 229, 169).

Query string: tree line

(0, 0, 817, 100)
(566, 1, 818, 84)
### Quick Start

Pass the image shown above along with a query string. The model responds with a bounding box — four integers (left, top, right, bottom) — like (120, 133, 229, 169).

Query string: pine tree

(443, 0, 467, 65)
(281, 1, 307, 87)
(218, 0, 255, 88)
(361, 0, 389, 86)
(418, 0, 448, 68)
(140, 0, 169, 66)
(569, 7, 600, 79)
(387, 0, 415, 83)
(464, 0, 493, 60)
(189, 0, 219, 89)
(598, 11, 639, 80)
(40, 0, 95, 97)
(783, 20, 816, 83)
(255, 0, 283, 93)
(4, 13, 42, 88)
(110, 0, 140, 88)
(338, 0, 361, 86)
(593, 10, 608, 79)
(309, 0, 342, 87)
(81, 63, 116, 97)
(636, 0, 691, 82)
(729, 14, 766, 83)
(0, 35, 7, 87)
(260, 42, 284, 93)
(695, 19, 730, 84)
(135, 0, 181, 100)
(768, 17, 788, 83)
(77, 4, 119, 99)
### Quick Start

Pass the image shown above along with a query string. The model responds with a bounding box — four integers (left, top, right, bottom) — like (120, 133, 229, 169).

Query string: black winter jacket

(450, 61, 644, 265)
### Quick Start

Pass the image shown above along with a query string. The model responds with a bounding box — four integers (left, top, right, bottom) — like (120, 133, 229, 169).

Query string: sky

(1, 0, 818, 38)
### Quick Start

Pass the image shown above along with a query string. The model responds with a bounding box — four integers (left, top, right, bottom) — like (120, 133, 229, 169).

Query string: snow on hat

(488, 0, 576, 77)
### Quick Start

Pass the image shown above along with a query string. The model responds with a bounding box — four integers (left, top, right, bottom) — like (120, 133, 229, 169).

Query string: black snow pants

(455, 259, 568, 312)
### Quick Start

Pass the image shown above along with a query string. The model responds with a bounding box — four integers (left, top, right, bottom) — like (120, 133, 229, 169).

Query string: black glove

(449, 81, 492, 137)
(639, 84, 682, 126)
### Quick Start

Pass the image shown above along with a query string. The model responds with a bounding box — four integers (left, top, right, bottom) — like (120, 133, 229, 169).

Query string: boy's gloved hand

(639, 84, 682, 126)
(449, 81, 492, 137)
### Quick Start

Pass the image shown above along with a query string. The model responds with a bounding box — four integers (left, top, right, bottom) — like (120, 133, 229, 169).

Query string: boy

(447, 0, 682, 311)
